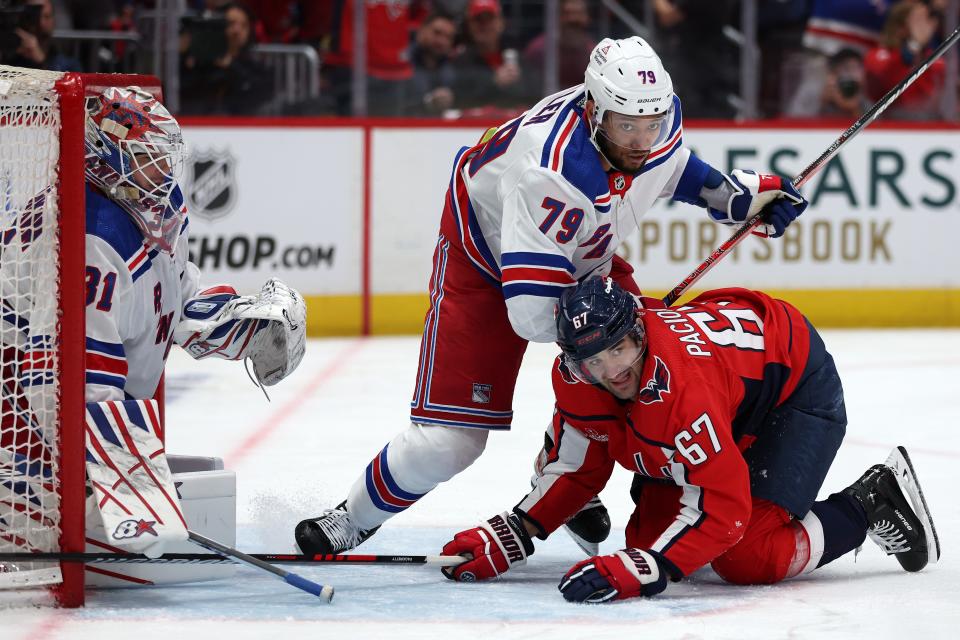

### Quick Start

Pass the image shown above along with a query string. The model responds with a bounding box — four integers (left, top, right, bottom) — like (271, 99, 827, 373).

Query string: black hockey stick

(662, 23, 960, 307)
(186, 531, 334, 602)
(0, 550, 465, 566)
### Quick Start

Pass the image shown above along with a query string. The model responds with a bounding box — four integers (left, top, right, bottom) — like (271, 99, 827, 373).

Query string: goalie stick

(0, 551, 466, 566)
(186, 531, 334, 603)
(661, 23, 960, 307)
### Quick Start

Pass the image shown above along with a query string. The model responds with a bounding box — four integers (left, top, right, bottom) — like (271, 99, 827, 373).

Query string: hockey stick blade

(186, 531, 334, 602)
(0, 551, 466, 566)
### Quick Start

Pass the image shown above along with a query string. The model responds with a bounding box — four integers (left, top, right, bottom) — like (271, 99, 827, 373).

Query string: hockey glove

(174, 278, 306, 386)
(706, 169, 807, 238)
(441, 511, 535, 582)
(558, 548, 668, 603)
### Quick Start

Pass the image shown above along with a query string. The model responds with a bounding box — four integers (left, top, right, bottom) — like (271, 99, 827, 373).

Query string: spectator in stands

(451, 0, 529, 114)
(405, 13, 459, 116)
(321, 0, 428, 116)
(246, 1, 328, 45)
(179, 2, 272, 115)
(864, 0, 945, 120)
(784, 0, 890, 117)
(105, 1, 138, 68)
(756, 0, 810, 118)
(522, 0, 596, 93)
(67, 0, 111, 30)
(649, 0, 737, 118)
(821, 48, 869, 119)
(4, 0, 81, 70)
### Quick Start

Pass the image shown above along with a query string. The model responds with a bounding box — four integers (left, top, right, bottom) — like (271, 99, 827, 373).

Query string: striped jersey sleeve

(515, 408, 616, 536)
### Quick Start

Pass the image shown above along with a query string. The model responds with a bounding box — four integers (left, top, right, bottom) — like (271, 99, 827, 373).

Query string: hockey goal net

(0, 66, 161, 608)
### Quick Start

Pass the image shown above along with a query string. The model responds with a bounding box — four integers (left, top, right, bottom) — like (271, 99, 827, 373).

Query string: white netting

(0, 66, 66, 590)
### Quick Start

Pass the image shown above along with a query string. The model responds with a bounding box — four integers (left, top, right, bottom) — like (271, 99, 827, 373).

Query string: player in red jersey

(440, 277, 940, 602)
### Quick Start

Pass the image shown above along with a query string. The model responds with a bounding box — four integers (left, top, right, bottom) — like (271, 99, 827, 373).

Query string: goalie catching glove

(705, 169, 807, 238)
(441, 511, 535, 582)
(558, 548, 671, 603)
(173, 278, 306, 386)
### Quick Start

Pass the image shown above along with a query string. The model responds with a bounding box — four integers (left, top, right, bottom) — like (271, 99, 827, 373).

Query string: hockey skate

(563, 496, 611, 556)
(843, 446, 940, 572)
(294, 501, 380, 555)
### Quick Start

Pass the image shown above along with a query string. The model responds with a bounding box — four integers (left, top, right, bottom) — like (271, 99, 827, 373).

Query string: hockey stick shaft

(0, 551, 465, 566)
(186, 530, 334, 602)
(661, 24, 960, 308)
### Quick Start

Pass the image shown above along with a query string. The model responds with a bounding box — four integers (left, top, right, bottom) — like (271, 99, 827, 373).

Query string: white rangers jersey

(84, 184, 200, 402)
(449, 85, 695, 343)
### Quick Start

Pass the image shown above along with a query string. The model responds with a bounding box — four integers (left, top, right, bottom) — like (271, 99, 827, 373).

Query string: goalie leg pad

(85, 399, 188, 557)
(85, 463, 237, 587)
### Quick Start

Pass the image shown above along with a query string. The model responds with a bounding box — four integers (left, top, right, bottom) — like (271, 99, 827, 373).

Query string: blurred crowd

(0, 0, 956, 120)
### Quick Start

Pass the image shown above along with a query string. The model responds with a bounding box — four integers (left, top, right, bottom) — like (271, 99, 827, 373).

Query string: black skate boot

(295, 501, 380, 555)
(843, 446, 940, 572)
(563, 496, 611, 556)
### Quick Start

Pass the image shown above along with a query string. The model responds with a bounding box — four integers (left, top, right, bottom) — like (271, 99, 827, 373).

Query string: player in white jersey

(294, 36, 809, 555)
(0, 87, 306, 584)
(81, 87, 305, 404)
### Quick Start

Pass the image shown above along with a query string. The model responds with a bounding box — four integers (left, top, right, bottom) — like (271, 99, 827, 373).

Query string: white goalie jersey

(84, 184, 201, 402)
(453, 86, 692, 342)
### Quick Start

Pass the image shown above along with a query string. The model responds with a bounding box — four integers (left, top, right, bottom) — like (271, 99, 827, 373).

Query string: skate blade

(563, 524, 599, 557)
(886, 446, 941, 566)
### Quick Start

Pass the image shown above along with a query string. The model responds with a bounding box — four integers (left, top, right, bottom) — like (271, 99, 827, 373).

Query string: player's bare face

(582, 335, 645, 400)
(596, 111, 668, 173)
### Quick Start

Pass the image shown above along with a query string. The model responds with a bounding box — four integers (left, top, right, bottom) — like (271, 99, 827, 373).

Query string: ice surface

(5, 331, 960, 639)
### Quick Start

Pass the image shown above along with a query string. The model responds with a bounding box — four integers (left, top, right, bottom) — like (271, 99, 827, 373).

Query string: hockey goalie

(2, 86, 306, 587)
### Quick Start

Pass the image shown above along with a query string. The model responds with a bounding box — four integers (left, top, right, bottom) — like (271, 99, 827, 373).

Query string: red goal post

(0, 67, 162, 608)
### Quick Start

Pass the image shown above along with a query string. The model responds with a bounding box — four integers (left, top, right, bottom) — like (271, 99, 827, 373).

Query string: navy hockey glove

(441, 511, 534, 582)
(707, 170, 807, 238)
(559, 548, 668, 603)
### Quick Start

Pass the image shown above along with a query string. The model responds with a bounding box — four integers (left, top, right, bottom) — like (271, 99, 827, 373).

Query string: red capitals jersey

(325, 0, 424, 79)
(516, 288, 812, 577)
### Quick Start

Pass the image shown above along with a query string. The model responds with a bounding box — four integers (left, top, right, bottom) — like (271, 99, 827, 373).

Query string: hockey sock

(346, 423, 488, 531)
(808, 492, 868, 568)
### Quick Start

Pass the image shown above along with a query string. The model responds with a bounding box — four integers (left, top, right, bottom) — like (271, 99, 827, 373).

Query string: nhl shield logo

(187, 149, 237, 220)
(614, 175, 626, 191)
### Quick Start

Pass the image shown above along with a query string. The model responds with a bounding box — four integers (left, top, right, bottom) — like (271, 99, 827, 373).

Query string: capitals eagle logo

(637, 356, 671, 405)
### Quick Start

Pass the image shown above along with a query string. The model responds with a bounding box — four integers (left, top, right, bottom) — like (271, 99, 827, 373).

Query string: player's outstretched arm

(173, 278, 306, 386)
(669, 153, 808, 239)
(440, 511, 536, 582)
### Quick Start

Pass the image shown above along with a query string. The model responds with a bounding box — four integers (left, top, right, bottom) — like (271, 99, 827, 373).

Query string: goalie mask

(556, 277, 646, 388)
(584, 37, 676, 171)
(85, 87, 186, 253)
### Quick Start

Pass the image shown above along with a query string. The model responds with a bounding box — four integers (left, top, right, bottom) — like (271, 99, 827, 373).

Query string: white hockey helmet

(84, 86, 186, 252)
(584, 36, 675, 153)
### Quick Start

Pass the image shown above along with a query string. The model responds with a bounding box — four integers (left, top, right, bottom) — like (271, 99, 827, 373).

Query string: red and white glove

(707, 169, 807, 238)
(558, 548, 669, 603)
(441, 512, 534, 582)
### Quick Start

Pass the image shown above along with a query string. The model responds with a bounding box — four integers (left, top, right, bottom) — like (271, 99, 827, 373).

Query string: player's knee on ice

(710, 501, 802, 585)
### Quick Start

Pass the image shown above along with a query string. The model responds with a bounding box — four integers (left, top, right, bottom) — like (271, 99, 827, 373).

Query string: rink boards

(177, 118, 960, 334)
